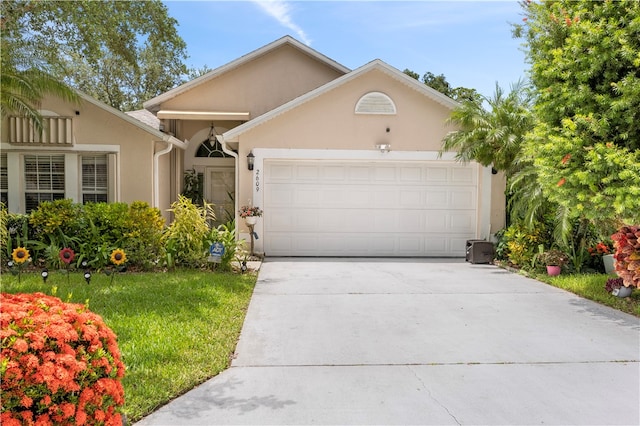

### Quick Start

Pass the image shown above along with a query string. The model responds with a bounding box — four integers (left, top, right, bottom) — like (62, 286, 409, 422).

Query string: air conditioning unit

(466, 240, 495, 264)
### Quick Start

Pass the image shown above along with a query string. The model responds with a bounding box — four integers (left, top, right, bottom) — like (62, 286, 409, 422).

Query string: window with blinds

(0, 154, 7, 208)
(82, 155, 108, 203)
(24, 155, 65, 212)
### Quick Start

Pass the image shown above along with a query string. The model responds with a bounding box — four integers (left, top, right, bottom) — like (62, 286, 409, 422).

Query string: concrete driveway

(137, 259, 639, 425)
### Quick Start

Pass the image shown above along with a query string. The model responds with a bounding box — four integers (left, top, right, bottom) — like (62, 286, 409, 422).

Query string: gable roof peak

(143, 35, 350, 112)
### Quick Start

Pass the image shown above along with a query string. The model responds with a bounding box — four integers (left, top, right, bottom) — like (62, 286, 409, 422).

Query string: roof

(75, 92, 186, 149)
(220, 59, 460, 143)
(143, 35, 351, 112)
(125, 109, 160, 130)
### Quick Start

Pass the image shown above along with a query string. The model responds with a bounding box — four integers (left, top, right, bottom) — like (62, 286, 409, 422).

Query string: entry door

(204, 167, 235, 226)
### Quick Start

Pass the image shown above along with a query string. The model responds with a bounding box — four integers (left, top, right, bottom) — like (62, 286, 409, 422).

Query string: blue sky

(163, 0, 528, 98)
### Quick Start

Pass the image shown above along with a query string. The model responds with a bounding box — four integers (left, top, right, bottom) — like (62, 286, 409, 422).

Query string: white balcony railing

(8, 116, 73, 145)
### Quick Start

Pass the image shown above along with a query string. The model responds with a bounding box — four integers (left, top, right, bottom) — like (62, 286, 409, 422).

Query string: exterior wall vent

(355, 91, 396, 115)
(8, 116, 73, 145)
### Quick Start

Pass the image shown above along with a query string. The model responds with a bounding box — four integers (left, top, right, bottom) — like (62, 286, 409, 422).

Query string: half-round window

(355, 91, 396, 115)
(196, 137, 232, 158)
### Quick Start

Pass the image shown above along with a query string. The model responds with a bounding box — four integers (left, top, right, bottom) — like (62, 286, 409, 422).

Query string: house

(0, 91, 185, 221)
(1, 35, 506, 256)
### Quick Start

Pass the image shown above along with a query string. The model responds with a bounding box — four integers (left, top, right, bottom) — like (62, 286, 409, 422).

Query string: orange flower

(560, 153, 571, 164)
(557, 178, 566, 187)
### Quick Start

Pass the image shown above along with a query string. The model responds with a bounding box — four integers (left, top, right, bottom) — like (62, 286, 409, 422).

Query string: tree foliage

(1, 0, 188, 111)
(403, 69, 481, 103)
(514, 0, 640, 226)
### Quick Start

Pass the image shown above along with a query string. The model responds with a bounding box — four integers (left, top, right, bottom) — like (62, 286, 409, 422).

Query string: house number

(255, 169, 260, 192)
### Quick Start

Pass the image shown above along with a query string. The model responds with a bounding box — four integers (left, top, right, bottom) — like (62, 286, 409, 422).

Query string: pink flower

(59, 247, 75, 265)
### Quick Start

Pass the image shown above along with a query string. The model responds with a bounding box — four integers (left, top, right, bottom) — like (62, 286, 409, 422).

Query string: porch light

(376, 144, 391, 153)
(247, 151, 255, 170)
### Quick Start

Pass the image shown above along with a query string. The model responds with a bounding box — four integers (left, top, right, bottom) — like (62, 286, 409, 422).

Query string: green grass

(536, 272, 640, 317)
(1, 269, 257, 422)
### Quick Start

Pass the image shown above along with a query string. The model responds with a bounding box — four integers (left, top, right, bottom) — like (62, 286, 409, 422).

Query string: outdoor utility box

(466, 240, 495, 264)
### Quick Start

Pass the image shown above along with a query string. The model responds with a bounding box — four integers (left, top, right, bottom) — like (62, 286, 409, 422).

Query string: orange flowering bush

(1, 293, 125, 425)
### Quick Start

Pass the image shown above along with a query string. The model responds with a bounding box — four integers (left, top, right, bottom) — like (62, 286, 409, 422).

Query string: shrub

(0, 293, 125, 425)
(29, 199, 82, 248)
(502, 223, 545, 268)
(121, 202, 165, 270)
(611, 225, 640, 288)
(164, 195, 215, 268)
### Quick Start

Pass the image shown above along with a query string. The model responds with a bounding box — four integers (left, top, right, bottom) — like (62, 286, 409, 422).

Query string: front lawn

(1, 269, 257, 422)
(535, 273, 640, 317)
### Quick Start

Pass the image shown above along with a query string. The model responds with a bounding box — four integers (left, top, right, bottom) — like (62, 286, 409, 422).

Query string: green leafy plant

(164, 195, 215, 267)
(502, 223, 545, 268)
(181, 169, 204, 206)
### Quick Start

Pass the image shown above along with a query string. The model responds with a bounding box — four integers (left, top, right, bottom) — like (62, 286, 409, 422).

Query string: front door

(204, 167, 235, 226)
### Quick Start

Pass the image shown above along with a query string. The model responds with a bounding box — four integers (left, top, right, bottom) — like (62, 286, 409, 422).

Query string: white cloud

(251, 0, 312, 45)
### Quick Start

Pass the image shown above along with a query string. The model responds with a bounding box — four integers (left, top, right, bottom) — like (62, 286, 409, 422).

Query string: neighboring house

(144, 35, 506, 257)
(1, 35, 506, 256)
(0, 91, 185, 221)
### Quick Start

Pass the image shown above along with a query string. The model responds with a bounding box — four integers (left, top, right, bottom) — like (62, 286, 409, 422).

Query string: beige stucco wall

(1, 94, 175, 221)
(161, 44, 345, 119)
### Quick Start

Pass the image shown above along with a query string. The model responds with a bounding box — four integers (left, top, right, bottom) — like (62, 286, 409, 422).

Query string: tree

(514, 0, 640, 227)
(440, 80, 534, 178)
(403, 69, 481, 103)
(1, 0, 188, 111)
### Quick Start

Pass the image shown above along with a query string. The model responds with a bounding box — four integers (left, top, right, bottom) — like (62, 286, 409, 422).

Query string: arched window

(196, 126, 232, 158)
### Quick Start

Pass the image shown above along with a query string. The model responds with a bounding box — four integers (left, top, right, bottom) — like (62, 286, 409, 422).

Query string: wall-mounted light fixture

(247, 151, 255, 170)
(376, 144, 391, 153)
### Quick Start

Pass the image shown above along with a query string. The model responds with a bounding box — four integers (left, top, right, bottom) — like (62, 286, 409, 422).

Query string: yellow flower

(110, 249, 127, 266)
(12, 247, 30, 264)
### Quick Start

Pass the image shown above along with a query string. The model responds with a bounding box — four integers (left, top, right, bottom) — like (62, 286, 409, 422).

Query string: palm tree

(439, 80, 533, 178)
(0, 31, 78, 134)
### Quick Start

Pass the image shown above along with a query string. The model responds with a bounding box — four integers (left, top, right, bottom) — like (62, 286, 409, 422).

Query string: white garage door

(263, 160, 478, 257)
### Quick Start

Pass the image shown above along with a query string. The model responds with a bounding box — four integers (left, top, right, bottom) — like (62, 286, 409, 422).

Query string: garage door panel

(264, 160, 479, 257)
(425, 237, 448, 252)
(296, 188, 323, 205)
(322, 165, 347, 181)
(399, 166, 423, 182)
(374, 190, 400, 207)
(450, 212, 475, 232)
(399, 189, 423, 207)
(374, 167, 397, 182)
(348, 166, 372, 181)
(268, 186, 294, 205)
(426, 167, 448, 183)
(450, 189, 476, 209)
(296, 165, 320, 181)
(451, 167, 475, 184)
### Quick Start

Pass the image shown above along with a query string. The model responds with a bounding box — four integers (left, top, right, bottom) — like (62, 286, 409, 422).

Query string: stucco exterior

(0, 92, 184, 220)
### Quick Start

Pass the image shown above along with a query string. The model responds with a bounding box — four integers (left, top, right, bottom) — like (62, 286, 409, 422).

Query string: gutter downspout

(153, 140, 174, 209)
(217, 134, 239, 235)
